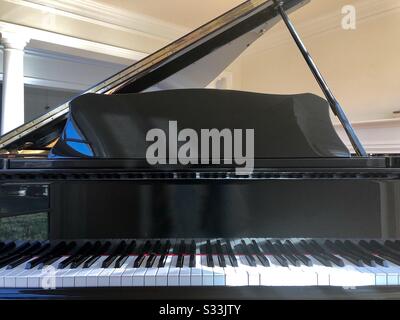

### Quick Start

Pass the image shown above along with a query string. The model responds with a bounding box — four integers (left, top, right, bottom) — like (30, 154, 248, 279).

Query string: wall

(239, 0, 400, 122)
(24, 86, 77, 122)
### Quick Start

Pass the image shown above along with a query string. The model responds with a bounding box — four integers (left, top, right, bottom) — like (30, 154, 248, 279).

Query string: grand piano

(0, 0, 399, 299)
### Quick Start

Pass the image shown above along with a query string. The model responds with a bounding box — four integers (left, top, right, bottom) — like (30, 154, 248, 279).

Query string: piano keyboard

(1, 238, 400, 288)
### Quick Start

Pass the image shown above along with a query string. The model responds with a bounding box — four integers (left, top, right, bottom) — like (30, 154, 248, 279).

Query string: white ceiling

(92, 0, 354, 30)
(96, 0, 247, 29)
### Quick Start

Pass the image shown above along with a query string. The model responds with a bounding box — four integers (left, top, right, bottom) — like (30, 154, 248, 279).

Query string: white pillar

(1, 32, 29, 135)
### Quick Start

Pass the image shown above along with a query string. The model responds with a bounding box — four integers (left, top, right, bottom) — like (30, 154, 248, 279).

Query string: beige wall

(238, 2, 400, 122)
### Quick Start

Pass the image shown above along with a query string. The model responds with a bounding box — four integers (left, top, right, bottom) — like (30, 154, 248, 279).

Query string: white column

(1, 32, 29, 135)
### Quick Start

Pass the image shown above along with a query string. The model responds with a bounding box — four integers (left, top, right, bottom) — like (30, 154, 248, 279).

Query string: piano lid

(0, 0, 308, 151)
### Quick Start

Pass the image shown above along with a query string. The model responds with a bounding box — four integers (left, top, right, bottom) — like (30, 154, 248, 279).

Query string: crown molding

(0, 21, 148, 63)
(334, 118, 400, 154)
(245, 0, 400, 56)
(3, 0, 190, 42)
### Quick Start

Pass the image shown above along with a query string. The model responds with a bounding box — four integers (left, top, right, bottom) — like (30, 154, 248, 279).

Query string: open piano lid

(0, 0, 308, 152)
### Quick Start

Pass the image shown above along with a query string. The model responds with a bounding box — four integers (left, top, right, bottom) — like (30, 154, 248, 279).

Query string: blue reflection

(64, 119, 83, 140)
(66, 141, 94, 157)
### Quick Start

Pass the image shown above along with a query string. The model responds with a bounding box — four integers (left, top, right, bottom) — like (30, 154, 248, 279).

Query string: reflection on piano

(0, 0, 399, 299)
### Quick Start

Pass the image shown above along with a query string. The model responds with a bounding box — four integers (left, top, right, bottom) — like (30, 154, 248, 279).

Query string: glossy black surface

(0, 184, 48, 217)
(3, 286, 400, 300)
(46, 179, 400, 239)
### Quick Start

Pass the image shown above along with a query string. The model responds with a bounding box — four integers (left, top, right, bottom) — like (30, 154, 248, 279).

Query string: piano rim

(0, 157, 399, 181)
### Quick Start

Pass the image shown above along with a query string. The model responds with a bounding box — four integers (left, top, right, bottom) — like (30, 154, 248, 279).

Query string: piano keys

(2, 238, 400, 289)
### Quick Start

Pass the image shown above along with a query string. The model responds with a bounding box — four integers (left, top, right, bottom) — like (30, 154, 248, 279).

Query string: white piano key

(0, 267, 15, 288)
(329, 258, 375, 287)
(55, 267, 74, 288)
(231, 240, 249, 286)
(179, 255, 191, 286)
(224, 256, 240, 286)
(155, 255, 172, 286)
(27, 259, 62, 288)
(15, 267, 38, 288)
(109, 257, 133, 287)
(62, 267, 84, 288)
(121, 258, 140, 287)
(97, 267, 116, 287)
(374, 261, 400, 285)
(261, 256, 293, 286)
(132, 267, 147, 286)
(167, 256, 180, 286)
(306, 256, 331, 286)
(190, 254, 202, 286)
(239, 255, 259, 286)
(354, 265, 380, 286)
(3, 265, 30, 288)
(201, 255, 213, 286)
(0, 266, 16, 287)
(251, 239, 274, 286)
(235, 239, 259, 285)
(76, 256, 107, 287)
(144, 256, 161, 287)
(212, 255, 225, 286)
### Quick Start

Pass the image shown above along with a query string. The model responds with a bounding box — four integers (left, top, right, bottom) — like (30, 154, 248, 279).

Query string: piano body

(0, 0, 400, 299)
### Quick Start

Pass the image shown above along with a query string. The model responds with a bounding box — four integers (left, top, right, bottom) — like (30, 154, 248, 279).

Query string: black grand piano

(0, 0, 399, 299)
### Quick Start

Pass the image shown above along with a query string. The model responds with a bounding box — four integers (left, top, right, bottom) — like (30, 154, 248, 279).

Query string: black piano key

(189, 240, 196, 268)
(7, 242, 50, 269)
(324, 240, 364, 267)
(298, 240, 332, 267)
(58, 241, 92, 269)
(383, 241, 400, 255)
(146, 240, 161, 268)
(0, 242, 5, 253)
(239, 240, 256, 267)
(176, 240, 186, 268)
(0, 242, 28, 262)
(274, 241, 300, 266)
(308, 240, 345, 267)
(206, 240, 214, 268)
(0, 242, 40, 268)
(342, 240, 385, 267)
(262, 240, 288, 267)
(71, 241, 101, 268)
(134, 240, 152, 268)
(225, 240, 238, 267)
(372, 240, 400, 258)
(102, 241, 127, 268)
(216, 240, 226, 268)
(40, 241, 77, 268)
(336, 240, 375, 267)
(392, 240, 400, 252)
(284, 240, 312, 267)
(250, 240, 269, 267)
(330, 240, 368, 265)
(146, 254, 157, 268)
(158, 240, 172, 268)
(0, 242, 16, 256)
(26, 242, 67, 269)
(349, 241, 387, 267)
(0, 242, 32, 267)
(83, 241, 111, 268)
(115, 240, 136, 268)
(364, 240, 400, 266)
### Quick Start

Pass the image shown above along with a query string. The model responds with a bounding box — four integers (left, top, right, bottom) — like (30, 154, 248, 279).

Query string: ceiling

(96, 0, 247, 29)
(93, 0, 359, 30)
